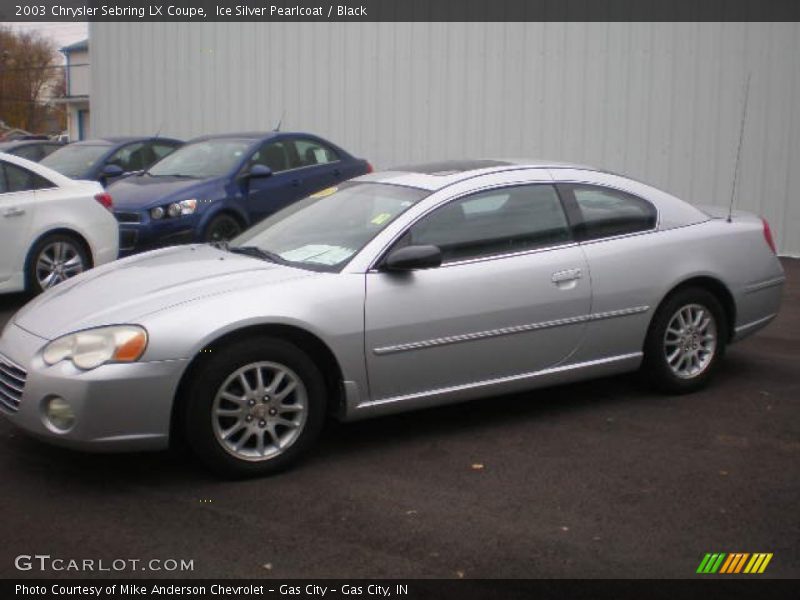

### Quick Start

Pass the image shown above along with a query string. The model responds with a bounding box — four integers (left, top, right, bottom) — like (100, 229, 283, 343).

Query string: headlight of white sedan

(43, 325, 148, 370)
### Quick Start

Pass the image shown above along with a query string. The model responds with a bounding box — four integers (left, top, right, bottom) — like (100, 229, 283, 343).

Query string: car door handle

(333, 168, 341, 177)
(3, 207, 25, 218)
(551, 268, 582, 283)
(291, 179, 301, 187)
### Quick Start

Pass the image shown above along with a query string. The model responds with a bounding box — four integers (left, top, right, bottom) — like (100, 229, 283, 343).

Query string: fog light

(150, 206, 165, 220)
(44, 397, 75, 431)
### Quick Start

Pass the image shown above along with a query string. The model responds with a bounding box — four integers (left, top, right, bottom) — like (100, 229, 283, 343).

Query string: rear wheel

(183, 337, 327, 477)
(204, 214, 242, 243)
(27, 234, 89, 294)
(642, 288, 727, 393)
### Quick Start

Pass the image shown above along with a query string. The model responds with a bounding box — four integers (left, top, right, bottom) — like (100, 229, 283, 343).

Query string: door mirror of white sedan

(383, 245, 443, 271)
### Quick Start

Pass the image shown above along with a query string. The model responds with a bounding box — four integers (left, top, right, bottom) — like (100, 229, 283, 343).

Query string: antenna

(727, 73, 751, 223)
(273, 110, 285, 132)
(153, 121, 164, 139)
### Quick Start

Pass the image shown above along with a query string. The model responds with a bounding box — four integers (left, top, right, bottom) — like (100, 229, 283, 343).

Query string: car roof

(0, 139, 59, 149)
(359, 159, 598, 191)
(188, 131, 278, 143)
(186, 131, 335, 144)
(71, 136, 182, 147)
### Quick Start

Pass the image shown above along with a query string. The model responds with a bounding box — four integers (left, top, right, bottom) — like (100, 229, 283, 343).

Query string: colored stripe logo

(697, 552, 773, 574)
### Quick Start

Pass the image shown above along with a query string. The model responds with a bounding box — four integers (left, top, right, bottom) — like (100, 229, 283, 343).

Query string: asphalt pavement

(0, 259, 797, 579)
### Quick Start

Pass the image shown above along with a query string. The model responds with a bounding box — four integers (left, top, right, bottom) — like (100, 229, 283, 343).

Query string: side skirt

(342, 352, 643, 421)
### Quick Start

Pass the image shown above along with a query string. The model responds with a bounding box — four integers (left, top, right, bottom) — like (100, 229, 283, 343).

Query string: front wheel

(183, 337, 327, 477)
(204, 214, 242, 243)
(642, 288, 727, 394)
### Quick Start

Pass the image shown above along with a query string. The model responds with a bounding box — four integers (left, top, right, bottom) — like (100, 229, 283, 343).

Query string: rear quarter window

(1, 162, 54, 192)
(567, 185, 657, 240)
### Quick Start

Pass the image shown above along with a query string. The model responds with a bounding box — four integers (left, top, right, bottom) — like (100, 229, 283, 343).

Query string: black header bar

(5, 579, 800, 600)
(2, 0, 800, 23)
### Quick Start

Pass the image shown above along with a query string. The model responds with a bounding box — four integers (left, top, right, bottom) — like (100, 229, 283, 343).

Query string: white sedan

(0, 152, 119, 294)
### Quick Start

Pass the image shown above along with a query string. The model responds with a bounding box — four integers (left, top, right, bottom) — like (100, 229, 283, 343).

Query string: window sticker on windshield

(371, 212, 392, 225)
(311, 186, 337, 199)
(280, 244, 353, 265)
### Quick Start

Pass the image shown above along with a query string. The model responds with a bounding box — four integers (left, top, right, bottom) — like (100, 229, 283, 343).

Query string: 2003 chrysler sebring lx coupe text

(0, 160, 785, 476)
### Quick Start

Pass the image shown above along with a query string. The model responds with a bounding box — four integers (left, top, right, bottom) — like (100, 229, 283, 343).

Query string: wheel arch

(202, 206, 249, 233)
(170, 323, 345, 445)
(651, 275, 736, 343)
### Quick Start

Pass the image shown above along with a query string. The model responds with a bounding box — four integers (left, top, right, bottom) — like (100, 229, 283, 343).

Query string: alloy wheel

(211, 361, 308, 461)
(663, 303, 718, 379)
(35, 241, 85, 290)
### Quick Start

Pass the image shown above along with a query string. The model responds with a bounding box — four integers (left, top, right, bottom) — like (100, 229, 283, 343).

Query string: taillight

(762, 218, 777, 254)
(366, 161, 374, 174)
(95, 192, 113, 211)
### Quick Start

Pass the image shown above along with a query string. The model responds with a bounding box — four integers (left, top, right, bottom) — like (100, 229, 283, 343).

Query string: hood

(14, 245, 315, 340)
(107, 174, 223, 210)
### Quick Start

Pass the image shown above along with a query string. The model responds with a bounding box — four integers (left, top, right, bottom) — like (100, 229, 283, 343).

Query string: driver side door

(364, 183, 591, 403)
(243, 140, 305, 224)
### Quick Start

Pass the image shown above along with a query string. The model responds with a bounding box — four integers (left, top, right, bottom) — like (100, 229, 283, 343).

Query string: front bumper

(116, 211, 199, 257)
(0, 322, 189, 452)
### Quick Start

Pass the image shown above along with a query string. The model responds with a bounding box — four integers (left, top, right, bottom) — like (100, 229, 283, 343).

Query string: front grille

(120, 229, 138, 250)
(115, 212, 142, 224)
(0, 353, 26, 412)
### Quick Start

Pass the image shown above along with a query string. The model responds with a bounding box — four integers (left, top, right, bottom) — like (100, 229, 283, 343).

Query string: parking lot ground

(0, 259, 797, 579)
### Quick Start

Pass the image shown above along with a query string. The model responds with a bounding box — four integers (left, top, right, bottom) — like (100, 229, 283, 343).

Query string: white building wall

(91, 22, 800, 255)
(66, 48, 90, 97)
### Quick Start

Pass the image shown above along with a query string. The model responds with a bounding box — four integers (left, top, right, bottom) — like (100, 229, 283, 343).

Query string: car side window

(13, 145, 41, 161)
(293, 139, 339, 168)
(107, 142, 148, 172)
(569, 185, 657, 239)
(401, 184, 571, 264)
(1, 162, 54, 193)
(150, 142, 179, 162)
(249, 141, 291, 173)
(40, 144, 60, 159)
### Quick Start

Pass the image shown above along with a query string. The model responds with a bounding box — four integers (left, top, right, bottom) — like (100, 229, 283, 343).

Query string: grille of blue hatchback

(0, 353, 26, 412)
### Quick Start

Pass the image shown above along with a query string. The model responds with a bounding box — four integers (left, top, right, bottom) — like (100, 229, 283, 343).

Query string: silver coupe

(0, 160, 785, 476)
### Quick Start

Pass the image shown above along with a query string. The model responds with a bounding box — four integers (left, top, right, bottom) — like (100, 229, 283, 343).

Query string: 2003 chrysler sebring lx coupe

(0, 160, 785, 476)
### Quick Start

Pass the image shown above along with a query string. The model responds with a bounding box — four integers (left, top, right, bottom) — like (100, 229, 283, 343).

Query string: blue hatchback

(109, 132, 371, 256)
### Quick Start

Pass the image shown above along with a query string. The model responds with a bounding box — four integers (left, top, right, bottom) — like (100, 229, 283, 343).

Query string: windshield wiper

(146, 172, 199, 178)
(226, 245, 288, 265)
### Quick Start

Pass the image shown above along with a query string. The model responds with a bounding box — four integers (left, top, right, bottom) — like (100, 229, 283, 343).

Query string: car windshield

(40, 144, 108, 178)
(148, 139, 252, 178)
(231, 182, 429, 271)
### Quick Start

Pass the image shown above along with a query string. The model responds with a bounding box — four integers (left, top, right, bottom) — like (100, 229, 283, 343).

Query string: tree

(0, 26, 65, 134)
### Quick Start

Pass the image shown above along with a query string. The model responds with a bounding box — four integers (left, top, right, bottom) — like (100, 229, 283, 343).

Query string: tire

(182, 337, 327, 477)
(642, 287, 728, 394)
(26, 233, 90, 295)
(203, 214, 242, 243)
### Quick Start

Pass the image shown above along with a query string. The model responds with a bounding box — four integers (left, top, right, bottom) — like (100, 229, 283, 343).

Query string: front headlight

(43, 325, 148, 370)
(167, 199, 198, 217)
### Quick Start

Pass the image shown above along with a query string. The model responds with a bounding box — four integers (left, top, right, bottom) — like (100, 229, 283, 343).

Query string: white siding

(91, 22, 800, 255)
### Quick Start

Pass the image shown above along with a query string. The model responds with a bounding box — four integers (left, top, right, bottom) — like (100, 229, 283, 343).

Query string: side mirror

(102, 164, 125, 178)
(245, 164, 272, 179)
(383, 245, 442, 272)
